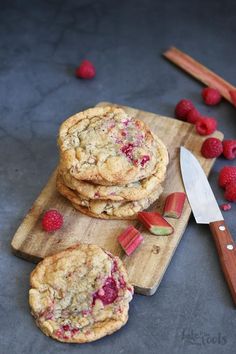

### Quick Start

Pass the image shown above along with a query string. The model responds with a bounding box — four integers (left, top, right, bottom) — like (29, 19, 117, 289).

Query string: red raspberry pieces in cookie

(41, 209, 63, 232)
(175, 99, 194, 120)
(224, 181, 236, 202)
(218, 166, 236, 188)
(93, 277, 118, 305)
(202, 87, 222, 105)
(41, 306, 54, 320)
(186, 108, 201, 124)
(118, 275, 126, 289)
(121, 143, 134, 160)
(62, 325, 70, 332)
(75, 60, 96, 79)
(140, 155, 150, 167)
(195, 117, 217, 136)
(201, 137, 223, 158)
(222, 140, 236, 160)
(71, 328, 79, 335)
(56, 325, 79, 340)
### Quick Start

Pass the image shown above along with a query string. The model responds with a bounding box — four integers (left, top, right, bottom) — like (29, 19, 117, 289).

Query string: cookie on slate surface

(56, 174, 163, 219)
(29, 244, 133, 343)
(59, 135, 168, 201)
(58, 106, 159, 185)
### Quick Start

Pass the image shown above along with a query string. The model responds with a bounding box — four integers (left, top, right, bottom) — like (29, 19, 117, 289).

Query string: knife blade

(180, 146, 236, 305)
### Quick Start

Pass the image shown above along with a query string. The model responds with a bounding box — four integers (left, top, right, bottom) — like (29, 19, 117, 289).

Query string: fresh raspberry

(42, 210, 63, 232)
(218, 166, 236, 188)
(229, 90, 236, 107)
(222, 140, 236, 160)
(202, 87, 222, 105)
(220, 203, 232, 211)
(175, 99, 194, 120)
(186, 108, 201, 124)
(195, 117, 217, 136)
(201, 138, 223, 158)
(75, 60, 96, 79)
(225, 181, 236, 202)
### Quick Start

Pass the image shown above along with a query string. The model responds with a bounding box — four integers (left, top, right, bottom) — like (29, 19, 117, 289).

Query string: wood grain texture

(209, 220, 236, 305)
(11, 102, 224, 295)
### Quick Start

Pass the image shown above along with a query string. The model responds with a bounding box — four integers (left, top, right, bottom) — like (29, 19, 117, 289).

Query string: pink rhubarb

(163, 192, 186, 219)
(118, 225, 143, 255)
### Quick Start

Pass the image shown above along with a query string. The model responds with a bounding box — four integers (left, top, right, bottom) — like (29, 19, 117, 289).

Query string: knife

(180, 146, 236, 304)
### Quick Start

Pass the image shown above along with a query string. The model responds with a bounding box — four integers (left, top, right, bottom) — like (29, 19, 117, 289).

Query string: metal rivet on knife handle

(219, 225, 226, 231)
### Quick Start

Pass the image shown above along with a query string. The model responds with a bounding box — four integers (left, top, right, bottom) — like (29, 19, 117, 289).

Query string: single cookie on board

(58, 106, 159, 185)
(56, 174, 163, 219)
(59, 135, 169, 201)
(29, 244, 133, 343)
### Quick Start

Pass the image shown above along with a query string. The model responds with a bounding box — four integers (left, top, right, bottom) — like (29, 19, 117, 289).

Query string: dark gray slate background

(0, 0, 236, 353)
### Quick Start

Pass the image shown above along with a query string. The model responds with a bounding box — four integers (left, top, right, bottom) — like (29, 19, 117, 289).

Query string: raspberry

(62, 325, 70, 332)
(202, 87, 222, 105)
(218, 166, 236, 188)
(42, 210, 63, 232)
(140, 155, 150, 167)
(195, 117, 217, 136)
(201, 138, 223, 158)
(225, 181, 236, 202)
(186, 108, 201, 124)
(222, 140, 236, 160)
(220, 203, 232, 211)
(75, 60, 96, 79)
(229, 90, 236, 107)
(175, 99, 194, 120)
(93, 277, 118, 305)
(121, 143, 134, 160)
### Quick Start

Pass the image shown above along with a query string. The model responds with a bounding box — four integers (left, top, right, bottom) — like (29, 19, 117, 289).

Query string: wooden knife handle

(209, 220, 236, 305)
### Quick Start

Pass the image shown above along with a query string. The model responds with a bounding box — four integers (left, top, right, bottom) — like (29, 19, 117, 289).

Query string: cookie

(58, 106, 159, 185)
(56, 174, 163, 219)
(29, 244, 133, 343)
(59, 135, 168, 201)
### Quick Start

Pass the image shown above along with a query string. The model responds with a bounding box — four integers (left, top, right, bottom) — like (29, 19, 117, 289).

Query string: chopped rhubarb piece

(163, 192, 186, 219)
(118, 225, 143, 256)
(138, 211, 173, 236)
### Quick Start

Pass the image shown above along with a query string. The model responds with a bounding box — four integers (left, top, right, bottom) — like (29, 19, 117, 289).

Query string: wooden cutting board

(11, 102, 223, 295)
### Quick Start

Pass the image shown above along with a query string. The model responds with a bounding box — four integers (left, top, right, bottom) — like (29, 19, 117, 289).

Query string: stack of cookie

(57, 106, 168, 219)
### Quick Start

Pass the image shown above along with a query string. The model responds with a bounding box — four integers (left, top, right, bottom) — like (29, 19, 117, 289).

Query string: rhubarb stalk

(163, 47, 236, 107)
